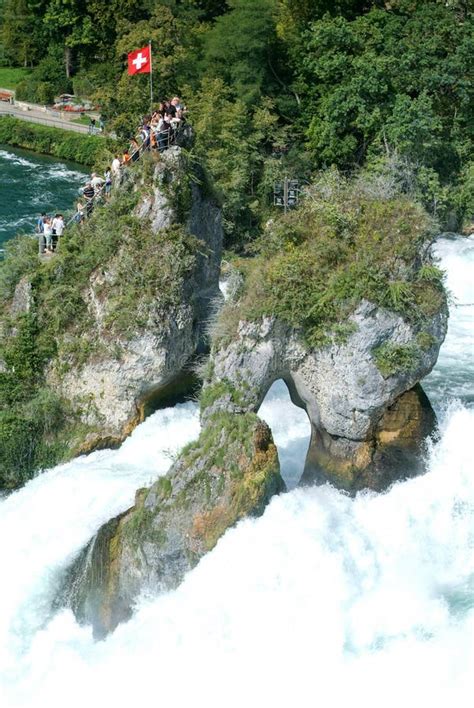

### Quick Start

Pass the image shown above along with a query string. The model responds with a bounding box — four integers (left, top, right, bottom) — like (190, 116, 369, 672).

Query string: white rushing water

(0, 237, 473, 708)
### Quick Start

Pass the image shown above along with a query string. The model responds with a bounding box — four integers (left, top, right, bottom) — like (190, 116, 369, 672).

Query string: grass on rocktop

(213, 170, 447, 349)
(0, 67, 32, 91)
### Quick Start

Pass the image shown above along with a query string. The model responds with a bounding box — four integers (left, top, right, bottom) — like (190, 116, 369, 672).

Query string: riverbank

(0, 116, 114, 166)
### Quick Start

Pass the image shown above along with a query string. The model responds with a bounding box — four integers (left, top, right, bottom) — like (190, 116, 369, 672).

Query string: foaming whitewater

(424, 235, 474, 410)
(0, 404, 200, 700)
(1, 237, 473, 707)
(259, 379, 310, 488)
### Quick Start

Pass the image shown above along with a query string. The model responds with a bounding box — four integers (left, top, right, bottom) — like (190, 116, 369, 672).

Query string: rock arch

(258, 379, 311, 489)
(203, 298, 446, 492)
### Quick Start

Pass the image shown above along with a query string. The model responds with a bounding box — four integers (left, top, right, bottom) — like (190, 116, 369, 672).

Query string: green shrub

(0, 401, 69, 488)
(373, 343, 420, 378)
(216, 172, 446, 348)
(0, 312, 70, 487)
(35, 81, 56, 105)
(0, 234, 38, 303)
(15, 79, 38, 102)
(0, 117, 115, 166)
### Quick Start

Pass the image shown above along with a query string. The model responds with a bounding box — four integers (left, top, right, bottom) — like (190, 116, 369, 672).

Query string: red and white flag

(128, 45, 151, 75)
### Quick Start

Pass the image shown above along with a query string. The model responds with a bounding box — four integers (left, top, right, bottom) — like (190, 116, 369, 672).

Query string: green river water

(0, 144, 88, 249)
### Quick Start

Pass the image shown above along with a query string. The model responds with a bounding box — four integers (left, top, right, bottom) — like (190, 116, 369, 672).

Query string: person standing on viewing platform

(130, 137, 140, 162)
(156, 113, 171, 152)
(43, 217, 53, 253)
(112, 155, 122, 184)
(51, 213, 61, 251)
(170, 110, 182, 131)
(141, 123, 151, 151)
(104, 168, 112, 198)
(37, 212, 46, 233)
(91, 172, 105, 197)
(52, 214, 65, 250)
(37, 213, 46, 253)
(83, 182, 95, 217)
(75, 201, 85, 224)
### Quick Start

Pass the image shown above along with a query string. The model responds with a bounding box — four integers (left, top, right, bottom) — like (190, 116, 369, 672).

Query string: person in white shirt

(53, 214, 65, 250)
(51, 213, 62, 251)
(55, 214, 65, 236)
(91, 172, 105, 195)
(43, 217, 53, 253)
(111, 156, 122, 184)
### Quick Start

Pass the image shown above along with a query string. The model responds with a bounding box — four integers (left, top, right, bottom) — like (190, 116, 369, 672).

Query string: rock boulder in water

(201, 295, 446, 492)
(56, 178, 449, 634)
(0, 145, 224, 490)
(59, 414, 283, 638)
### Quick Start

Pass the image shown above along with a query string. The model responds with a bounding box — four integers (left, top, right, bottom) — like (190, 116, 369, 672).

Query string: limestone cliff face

(204, 281, 447, 492)
(47, 148, 222, 449)
(58, 414, 283, 638)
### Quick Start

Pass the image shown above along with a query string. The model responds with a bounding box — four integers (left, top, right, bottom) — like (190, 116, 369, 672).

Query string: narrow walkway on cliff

(37, 116, 188, 259)
(258, 380, 311, 490)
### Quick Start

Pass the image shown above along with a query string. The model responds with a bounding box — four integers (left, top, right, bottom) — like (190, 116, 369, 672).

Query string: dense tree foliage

(0, 0, 472, 240)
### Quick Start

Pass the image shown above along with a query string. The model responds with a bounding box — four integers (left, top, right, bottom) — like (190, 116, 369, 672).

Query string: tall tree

(202, 0, 281, 105)
(1, 0, 45, 66)
(295, 2, 473, 178)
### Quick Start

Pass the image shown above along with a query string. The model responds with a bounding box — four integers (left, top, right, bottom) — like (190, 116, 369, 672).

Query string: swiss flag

(128, 45, 151, 75)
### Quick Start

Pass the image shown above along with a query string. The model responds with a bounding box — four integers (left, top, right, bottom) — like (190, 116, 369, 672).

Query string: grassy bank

(0, 116, 114, 166)
(0, 67, 32, 91)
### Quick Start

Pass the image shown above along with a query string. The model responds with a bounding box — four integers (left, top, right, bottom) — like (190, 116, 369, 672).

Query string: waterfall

(0, 236, 472, 708)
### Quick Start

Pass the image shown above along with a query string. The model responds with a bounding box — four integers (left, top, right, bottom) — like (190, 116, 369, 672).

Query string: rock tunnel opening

(140, 367, 201, 419)
(258, 379, 311, 490)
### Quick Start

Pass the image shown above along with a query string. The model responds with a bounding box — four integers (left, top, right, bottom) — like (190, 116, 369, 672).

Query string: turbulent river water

(0, 159, 472, 707)
(0, 146, 87, 247)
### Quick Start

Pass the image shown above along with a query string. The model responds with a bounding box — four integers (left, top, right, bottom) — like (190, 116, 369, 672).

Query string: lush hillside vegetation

(0, 0, 472, 241)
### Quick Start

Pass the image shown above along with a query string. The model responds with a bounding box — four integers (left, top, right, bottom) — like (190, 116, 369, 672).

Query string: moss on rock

(213, 173, 446, 349)
(58, 412, 284, 637)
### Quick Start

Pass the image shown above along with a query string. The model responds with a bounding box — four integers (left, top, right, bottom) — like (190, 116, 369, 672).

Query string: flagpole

(149, 40, 153, 114)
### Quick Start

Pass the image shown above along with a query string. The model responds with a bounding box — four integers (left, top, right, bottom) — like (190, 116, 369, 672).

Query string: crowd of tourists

(37, 97, 187, 254)
(138, 97, 187, 152)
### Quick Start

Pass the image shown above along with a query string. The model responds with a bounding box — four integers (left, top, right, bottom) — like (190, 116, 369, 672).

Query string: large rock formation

(47, 148, 222, 450)
(58, 413, 283, 638)
(55, 177, 448, 637)
(0, 146, 223, 489)
(202, 296, 446, 492)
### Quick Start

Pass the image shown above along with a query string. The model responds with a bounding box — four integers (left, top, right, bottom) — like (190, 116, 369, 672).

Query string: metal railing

(0, 104, 92, 134)
(37, 122, 189, 256)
